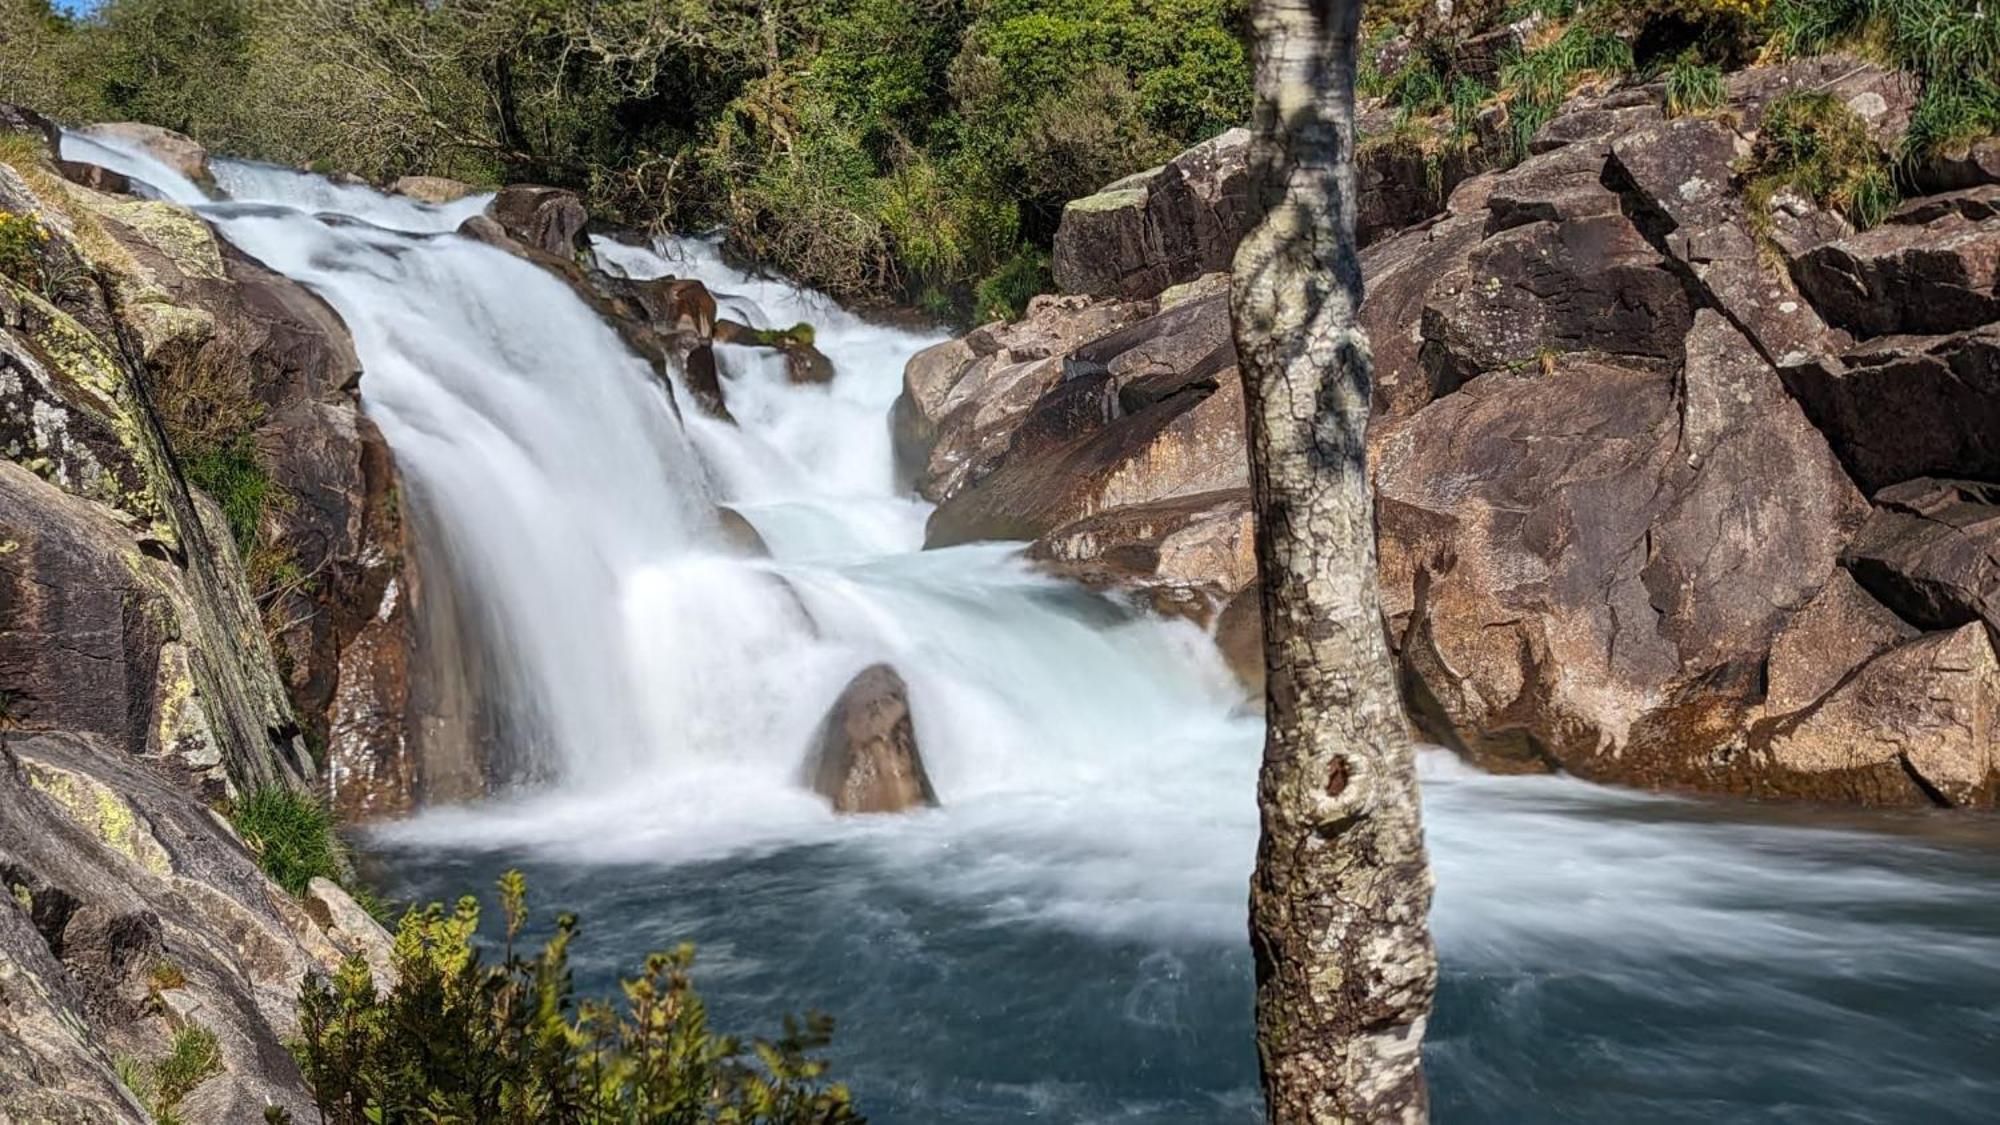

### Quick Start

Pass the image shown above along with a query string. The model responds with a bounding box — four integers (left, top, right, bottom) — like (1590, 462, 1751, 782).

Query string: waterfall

(61, 132, 2000, 1125)
(63, 132, 1258, 899)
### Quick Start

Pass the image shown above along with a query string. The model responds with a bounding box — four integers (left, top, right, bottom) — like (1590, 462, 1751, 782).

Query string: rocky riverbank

(896, 55, 2000, 809)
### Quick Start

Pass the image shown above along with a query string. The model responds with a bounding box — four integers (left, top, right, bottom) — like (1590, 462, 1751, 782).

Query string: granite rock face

(907, 64, 2000, 806)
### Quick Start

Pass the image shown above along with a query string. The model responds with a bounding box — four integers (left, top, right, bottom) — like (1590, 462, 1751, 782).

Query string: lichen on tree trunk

(1230, 1, 1439, 1121)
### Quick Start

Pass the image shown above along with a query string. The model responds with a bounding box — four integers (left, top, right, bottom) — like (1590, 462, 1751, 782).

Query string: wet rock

(1029, 488, 1255, 622)
(486, 185, 591, 261)
(715, 319, 834, 385)
(1758, 623, 1999, 807)
(389, 175, 477, 205)
(1793, 202, 2000, 339)
(80, 122, 212, 186)
(1214, 585, 1265, 702)
(1779, 324, 2000, 493)
(1051, 128, 1251, 300)
(808, 665, 936, 814)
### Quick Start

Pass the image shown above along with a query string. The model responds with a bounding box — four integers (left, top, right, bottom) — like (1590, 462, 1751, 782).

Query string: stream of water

(65, 133, 2000, 1124)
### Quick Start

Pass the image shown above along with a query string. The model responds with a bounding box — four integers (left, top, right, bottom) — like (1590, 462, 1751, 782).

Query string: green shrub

(295, 872, 861, 1124)
(974, 246, 1051, 324)
(229, 786, 347, 897)
(1745, 90, 1899, 229)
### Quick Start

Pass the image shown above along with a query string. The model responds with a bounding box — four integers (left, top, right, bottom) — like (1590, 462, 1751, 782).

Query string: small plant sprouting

(1664, 57, 1727, 118)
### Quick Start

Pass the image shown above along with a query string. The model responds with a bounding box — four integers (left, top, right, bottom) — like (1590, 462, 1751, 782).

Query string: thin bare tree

(1229, 1, 1438, 1122)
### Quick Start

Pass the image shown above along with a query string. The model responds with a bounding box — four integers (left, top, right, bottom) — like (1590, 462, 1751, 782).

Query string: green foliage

(91, 0, 253, 138)
(295, 872, 862, 1124)
(1502, 23, 1635, 156)
(0, 209, 52, 289)
(1767, 0, 2000, 158)
(1745, 90, 1899, 229)
(229, 786, 347, 897)
(974, 246, 1051, 323)
(119, 1023, 223, 1124)
(1663, 56, 1727, 116)
(182, 433, 272, 556)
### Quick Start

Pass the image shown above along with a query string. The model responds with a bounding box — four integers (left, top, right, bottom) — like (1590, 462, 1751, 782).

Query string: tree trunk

(1229, 2, 1439, 1122)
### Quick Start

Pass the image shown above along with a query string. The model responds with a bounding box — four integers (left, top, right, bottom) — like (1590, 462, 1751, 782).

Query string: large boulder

(1051, 128, 1251, 300)
(807, 664, 936, 814)
(924, 295, 1246, 548)
(1377, 311, 1867, 785)
(1028, 487, 1255, 622)
(1793, 194, 2000, 339)
(893, 293, 1156, 500)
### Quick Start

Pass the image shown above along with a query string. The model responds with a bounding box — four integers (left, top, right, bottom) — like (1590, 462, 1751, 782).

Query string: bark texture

(1231, 1, 1438, 1121)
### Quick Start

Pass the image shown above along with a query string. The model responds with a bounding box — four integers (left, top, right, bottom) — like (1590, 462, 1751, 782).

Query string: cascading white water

(62, 133, 2000, 1125)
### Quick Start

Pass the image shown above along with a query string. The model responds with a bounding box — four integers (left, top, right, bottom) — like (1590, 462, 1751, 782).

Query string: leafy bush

(974, 247, 1051, 324)
(296, 872, 861, 1124)
(1744, 90, 1899, 229)
(229, 786, 347, 897)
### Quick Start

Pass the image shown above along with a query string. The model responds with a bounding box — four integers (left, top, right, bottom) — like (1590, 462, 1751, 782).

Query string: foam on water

(59, 130, 2000, 1124)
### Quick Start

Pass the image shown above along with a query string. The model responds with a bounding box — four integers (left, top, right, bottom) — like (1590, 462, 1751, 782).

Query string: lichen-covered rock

(1051, 128, 1251, 300)
(807, 664, 936, 814)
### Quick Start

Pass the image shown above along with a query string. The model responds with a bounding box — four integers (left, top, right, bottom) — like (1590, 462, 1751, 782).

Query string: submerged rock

(808, 665, 936, 815)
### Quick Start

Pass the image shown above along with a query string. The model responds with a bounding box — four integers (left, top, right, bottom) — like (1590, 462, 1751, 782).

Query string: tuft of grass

(149, 960, 187, 992)
(117, 1024, 222, 1125)
(153, 1025, 222, 1110)
(1663, 56, 1728, 117)
(1501, 23, 1636, 156)
(1745, 90, 1900, 232)
(228, 787, 346, 897)
(1767, 0, 2000, 159)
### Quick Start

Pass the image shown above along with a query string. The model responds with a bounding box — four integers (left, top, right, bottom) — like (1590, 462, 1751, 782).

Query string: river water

(65, 133, 2000, 1124)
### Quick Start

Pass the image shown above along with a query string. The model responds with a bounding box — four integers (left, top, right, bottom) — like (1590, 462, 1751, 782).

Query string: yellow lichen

(24, 761, 174, 877)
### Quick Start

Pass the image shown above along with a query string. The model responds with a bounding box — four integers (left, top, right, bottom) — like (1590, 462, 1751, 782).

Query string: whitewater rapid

(64, 132, 2000, 1124)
